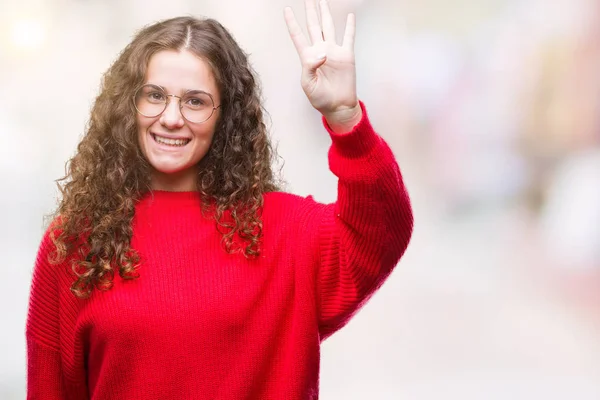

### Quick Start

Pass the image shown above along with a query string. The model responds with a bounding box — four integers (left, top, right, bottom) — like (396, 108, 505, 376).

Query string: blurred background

(1, 0, 599, 398)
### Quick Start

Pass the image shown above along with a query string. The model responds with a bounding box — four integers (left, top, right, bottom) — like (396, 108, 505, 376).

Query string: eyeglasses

(133, 84, 220, 124)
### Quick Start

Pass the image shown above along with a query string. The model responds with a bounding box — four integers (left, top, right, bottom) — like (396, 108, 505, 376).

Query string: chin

(150, 162, 191, 175)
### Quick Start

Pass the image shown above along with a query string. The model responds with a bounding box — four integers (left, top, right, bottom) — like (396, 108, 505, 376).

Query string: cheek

(136, 117, 155, 146)
(136, 115, 149, 133)
(191, 122, 217, 143)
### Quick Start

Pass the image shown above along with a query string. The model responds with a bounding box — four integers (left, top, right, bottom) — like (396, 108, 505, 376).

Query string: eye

(185, 97, 207, 108)
(147, 91, 166, 102)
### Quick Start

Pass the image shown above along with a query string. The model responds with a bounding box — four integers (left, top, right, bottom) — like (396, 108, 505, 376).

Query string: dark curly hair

(49, 16, 281, 299)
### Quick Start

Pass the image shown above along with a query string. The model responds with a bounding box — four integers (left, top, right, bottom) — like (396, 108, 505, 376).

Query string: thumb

(304, 53, 327, 80)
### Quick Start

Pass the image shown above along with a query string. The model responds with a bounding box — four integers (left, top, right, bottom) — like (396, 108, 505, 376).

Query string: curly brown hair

(49, 16, 281, 299)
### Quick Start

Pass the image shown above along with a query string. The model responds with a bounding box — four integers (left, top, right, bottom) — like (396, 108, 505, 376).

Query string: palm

(284, 0, 358, 117)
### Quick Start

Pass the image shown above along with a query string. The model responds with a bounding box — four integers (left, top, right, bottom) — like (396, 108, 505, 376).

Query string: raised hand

(284, 0, 362, 133)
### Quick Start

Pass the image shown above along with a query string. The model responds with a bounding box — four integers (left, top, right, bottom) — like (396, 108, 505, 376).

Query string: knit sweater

(26, 102, 413, 400)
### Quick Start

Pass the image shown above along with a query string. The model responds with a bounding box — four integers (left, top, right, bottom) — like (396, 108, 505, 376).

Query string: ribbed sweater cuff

(321, 101, 381, 158)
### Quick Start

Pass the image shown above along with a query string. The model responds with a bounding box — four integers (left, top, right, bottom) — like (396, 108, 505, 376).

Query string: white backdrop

(1, 0, 599, 399)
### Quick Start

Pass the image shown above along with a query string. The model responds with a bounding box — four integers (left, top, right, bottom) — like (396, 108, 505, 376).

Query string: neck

(150, 168, 197, 192)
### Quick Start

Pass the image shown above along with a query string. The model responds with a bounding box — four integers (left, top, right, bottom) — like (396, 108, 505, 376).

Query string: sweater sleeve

(26, 229, 67, 399)
(315, 101, 414, 340)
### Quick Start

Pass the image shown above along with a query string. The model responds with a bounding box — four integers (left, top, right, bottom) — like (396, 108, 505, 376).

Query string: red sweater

(26, 103, 413, 400)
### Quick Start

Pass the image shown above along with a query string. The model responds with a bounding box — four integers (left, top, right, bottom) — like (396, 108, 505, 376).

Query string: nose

(159, 96, 184, 129)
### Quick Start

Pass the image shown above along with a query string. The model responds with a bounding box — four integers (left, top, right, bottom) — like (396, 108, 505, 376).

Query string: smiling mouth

(152, 133, 191, 147)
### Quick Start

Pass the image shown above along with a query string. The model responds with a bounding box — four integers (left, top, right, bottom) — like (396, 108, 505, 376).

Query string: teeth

(154, 134, 189, 146)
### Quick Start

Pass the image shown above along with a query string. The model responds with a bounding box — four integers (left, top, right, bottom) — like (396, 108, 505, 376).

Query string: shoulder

(263, 191, 329, 213)
(33, 216, 78, 282)
(35, 218, 62, 262)
(261, 191, 333, 228)
(263, 191, 310, 207)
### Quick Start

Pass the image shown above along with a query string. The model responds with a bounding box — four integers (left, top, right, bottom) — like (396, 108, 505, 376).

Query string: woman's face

(136, 49, 221, 192)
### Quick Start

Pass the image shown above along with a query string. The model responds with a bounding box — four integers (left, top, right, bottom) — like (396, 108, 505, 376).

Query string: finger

(342, 13, 356, 50)
(305, 0, 323, 44)
(304, 54, 327, 81)
(319, 0, 336, 43)
(284, 7, 309, 54)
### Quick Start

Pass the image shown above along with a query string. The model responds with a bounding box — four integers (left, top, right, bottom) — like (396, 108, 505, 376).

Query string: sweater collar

(137, 190, 203, 208)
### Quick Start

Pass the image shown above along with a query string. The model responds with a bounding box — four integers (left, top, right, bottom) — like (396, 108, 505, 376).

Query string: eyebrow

(148, 83, 212, 95)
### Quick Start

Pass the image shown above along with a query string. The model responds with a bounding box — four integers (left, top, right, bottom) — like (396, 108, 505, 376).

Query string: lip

(149, 132, 192, 151)
(150, 132, 191, 141)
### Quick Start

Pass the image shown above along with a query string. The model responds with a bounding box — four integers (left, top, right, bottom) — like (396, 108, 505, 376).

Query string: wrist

(324, 103, 363, 134)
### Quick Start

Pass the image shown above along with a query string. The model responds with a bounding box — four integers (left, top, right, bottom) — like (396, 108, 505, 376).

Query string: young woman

(26, 1, 413, 398)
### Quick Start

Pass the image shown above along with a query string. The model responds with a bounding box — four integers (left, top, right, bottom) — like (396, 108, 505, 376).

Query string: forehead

(145, 50, 218, 97)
